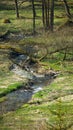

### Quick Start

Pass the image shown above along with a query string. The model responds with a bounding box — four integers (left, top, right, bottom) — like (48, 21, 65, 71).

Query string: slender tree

(15, 0, 19, 18)
(42, 0, 45, 28)
(47, 0, 50, 28)
(50, 0, 55, 31)
(45, 0, 48, 29)
(32, 0, 36, 34)
(42, 0, 50, 30)
(63, 0, 71, 18)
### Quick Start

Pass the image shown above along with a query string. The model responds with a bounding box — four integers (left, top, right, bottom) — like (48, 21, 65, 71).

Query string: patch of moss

(0, 96, 7, 103)
(0, 82, 25, 98)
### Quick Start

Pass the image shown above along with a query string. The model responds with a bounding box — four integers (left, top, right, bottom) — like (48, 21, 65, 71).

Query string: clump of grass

(0, 96, 7, 103)
(48, 99, 73, 130)
(0, 82, 24, 98)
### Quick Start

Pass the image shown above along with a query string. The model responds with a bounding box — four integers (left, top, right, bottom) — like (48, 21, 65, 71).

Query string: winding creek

(0, 53, 57, 114)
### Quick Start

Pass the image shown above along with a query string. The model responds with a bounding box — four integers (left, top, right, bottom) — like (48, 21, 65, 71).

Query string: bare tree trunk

(42, 0, 45, 28)
(63, 0, 71, 18)
(42, 0, 50, 30)
(45, 0, 48, 29)
(15, 0, 19, 18)
(32, 0, 36, 34)
(47, 0, 50, 28)
(50, 0, 55, 31)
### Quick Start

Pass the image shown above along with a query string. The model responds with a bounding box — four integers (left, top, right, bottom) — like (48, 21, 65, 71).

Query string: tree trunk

(32, 0, 36, 34)
(47, 0, 50, 28)
(42, 0, 50, 30)
(63, 0, 71, 18)
(50, 0, 55, 31)
(15, 0, 19, 18)
(45, 0, 48, 29)
(42, 0, 45, 28)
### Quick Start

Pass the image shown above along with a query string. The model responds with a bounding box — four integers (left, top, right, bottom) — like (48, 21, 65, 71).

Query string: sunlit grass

(0, 82, 24, 98)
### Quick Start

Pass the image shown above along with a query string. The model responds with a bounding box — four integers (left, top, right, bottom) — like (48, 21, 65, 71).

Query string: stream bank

(0, 52, 58, 114)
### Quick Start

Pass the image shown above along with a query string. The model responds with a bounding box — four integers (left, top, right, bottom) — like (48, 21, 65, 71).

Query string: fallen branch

(39, 46, 48, 61)
(48, 46, 73, 55)
(0, 44, 73, 62)
(59, 51, 73, 56)
(0, 45, 26, 55)
(39, 46, 73, 61)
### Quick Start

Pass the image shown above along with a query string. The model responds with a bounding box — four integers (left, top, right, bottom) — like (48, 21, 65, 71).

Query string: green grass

(0, 0, 73, 34)
(0, 96, 7, 103)
(0, 82, 24, 98)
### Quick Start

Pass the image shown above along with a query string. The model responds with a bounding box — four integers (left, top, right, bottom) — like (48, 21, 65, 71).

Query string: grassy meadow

(0, 0, 73, 130)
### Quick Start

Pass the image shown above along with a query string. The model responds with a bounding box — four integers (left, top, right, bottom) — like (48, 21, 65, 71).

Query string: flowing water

(0, 54, 57, 114)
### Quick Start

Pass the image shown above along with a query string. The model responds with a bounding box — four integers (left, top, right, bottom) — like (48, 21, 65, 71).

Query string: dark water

(0, 89, 33, 113)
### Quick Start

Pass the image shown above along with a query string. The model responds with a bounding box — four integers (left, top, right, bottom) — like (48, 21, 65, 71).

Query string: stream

(0, 53, 57, 114)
